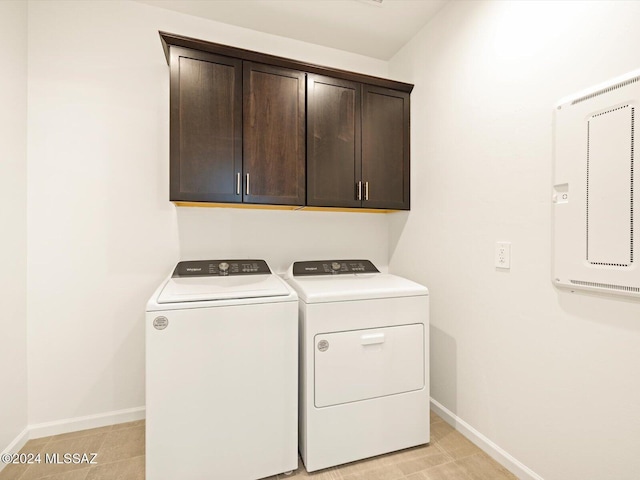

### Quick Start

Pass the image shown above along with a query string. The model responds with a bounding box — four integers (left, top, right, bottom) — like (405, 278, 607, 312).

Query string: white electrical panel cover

(553, 70, 639, 297)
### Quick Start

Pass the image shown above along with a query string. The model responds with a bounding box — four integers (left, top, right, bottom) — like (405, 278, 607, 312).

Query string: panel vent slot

(571, 75, 640, 105)
(585, 105, 634, 267)
(570, 279, 640, 293)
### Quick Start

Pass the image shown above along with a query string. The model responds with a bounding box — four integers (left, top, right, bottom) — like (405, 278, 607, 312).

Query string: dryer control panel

(173, 260, 271, 277)
(292, 260, 379, 276)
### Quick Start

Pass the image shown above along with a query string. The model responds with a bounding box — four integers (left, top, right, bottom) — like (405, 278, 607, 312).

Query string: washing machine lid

(157, 260, 290, 304)
(287, 260, 428, 303)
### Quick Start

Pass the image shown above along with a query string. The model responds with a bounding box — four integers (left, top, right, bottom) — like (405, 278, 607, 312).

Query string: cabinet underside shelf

(173, 202, 398, 213)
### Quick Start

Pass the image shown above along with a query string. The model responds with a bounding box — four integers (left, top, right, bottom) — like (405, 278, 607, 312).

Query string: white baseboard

(0, 428, 30, 473)
(430, 398, 543, 480)
(29, 406, 146, 439)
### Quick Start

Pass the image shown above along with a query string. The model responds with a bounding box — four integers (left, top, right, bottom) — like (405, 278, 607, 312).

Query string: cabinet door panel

(170, 48, 242, 203)
(307, 75, 361, 208)
(362, 86, 410, 210)
(243, 62, 305, 205)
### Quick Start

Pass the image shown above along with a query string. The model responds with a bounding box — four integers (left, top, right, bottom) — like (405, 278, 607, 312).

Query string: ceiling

(136, 0, 448, 60)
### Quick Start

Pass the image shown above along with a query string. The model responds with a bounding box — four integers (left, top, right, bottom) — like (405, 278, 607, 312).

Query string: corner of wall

(0, 0, 29, 460)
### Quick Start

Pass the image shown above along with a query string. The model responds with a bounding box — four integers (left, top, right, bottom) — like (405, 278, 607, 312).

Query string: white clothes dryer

(285, 260, 429, 472)
(146, 259, 298, 480)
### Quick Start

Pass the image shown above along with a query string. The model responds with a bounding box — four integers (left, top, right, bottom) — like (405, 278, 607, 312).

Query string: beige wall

(389, 1, 640, 479)
(26, 0, 391, 427)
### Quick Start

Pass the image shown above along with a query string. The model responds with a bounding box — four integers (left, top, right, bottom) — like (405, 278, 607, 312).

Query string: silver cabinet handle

(236, 173, 240, 195)
(357, 181, 362, 201)
(365, 181, 369, 201)
(246, 173, 250, 195)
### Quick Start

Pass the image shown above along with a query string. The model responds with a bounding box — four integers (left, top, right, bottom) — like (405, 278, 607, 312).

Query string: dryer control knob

(331, 262, 341, 272)
(218, 262, 230, 273)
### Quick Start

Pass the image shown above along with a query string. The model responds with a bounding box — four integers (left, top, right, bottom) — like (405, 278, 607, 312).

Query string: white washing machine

(146, 259, 298, 480)
(285, 260, 429, 472)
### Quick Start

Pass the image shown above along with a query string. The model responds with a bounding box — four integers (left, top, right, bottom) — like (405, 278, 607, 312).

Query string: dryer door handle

(361, 333, 385, 345)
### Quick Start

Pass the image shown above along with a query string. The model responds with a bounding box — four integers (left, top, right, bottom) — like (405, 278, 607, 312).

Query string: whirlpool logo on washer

(153, 316, 169, 330)
(317, 340, 329, 352)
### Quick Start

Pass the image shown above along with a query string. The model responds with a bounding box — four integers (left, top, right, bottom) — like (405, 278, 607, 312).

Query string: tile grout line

(404, 456, 470, 480)
(87, 425, 143, 474)
(90, 453, 146, 471)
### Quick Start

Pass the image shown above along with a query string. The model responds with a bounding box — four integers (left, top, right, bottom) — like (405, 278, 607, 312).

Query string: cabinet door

(170, 48, 242, 203)
(362, 85, 410, 210)
(243, 62, 305, 205)
(307, 75, 361, 208)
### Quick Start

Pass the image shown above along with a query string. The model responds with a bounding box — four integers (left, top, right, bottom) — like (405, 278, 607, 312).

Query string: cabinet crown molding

(159, 31, 414, 93)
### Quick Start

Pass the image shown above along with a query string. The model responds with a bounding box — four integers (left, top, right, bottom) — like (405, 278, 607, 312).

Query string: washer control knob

(218, 262, 230, 274)
(331, 262, 341, 272)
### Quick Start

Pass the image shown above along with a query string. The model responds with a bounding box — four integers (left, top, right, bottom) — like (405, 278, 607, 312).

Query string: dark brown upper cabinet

(362, 85, 410, 210)
(307, 77, 410, 210)
(243, 62, 305, 206)
(169, 50, 304, 205)
(307, 74, 361, 208)
(161, 32, 412, 211)
(170, 47, 242, 203)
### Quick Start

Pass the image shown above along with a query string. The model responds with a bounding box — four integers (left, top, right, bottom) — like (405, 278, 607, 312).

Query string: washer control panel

(172, 260, 271, 277)
(292, 260, 379, 276)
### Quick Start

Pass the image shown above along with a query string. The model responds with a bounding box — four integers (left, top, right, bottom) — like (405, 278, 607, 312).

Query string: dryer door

(314, 324, 424, 408)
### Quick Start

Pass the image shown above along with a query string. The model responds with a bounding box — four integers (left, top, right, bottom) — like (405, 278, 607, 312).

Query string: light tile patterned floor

(0, 421, 145, 480)
(0, 412, 517, 480)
